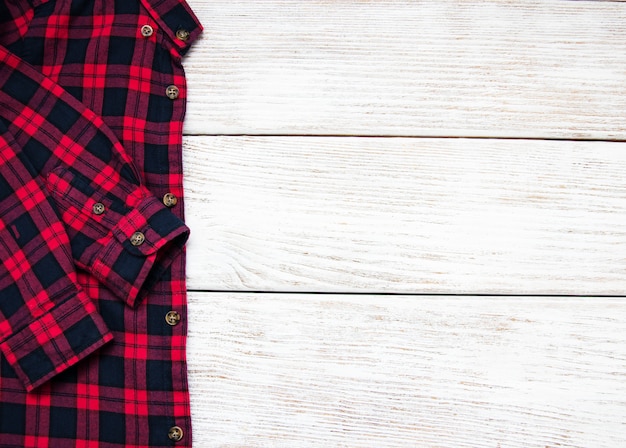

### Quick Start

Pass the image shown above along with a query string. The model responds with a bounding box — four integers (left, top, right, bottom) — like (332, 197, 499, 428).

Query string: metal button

(140, 25, 154, 37)
(175, 29, 190, 41)
(168, 426, 184, 442)
(163, 193, 178, 208)
(130, 231, 145, 246)
(165, 311, 181, 326)
(92, 202, 105, 215)
(166, 85, 179, 100)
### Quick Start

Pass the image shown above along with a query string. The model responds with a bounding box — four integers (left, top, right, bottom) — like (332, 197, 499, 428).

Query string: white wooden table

(182, 1, 626, 446)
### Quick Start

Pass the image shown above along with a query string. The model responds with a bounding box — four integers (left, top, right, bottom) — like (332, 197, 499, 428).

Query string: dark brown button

(166, 85, 179, 100)
(163, 193, 178, 208)
(93, 202, 105, 215)
(130, 231, 145, 246)
(175, 29, 190, 41)
(165, 311, 181, 326)
(141, 25, 154, 37)
(168, 426, 184, 442)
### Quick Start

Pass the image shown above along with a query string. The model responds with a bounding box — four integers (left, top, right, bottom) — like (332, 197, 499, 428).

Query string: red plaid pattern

(0, 0, 202, 446)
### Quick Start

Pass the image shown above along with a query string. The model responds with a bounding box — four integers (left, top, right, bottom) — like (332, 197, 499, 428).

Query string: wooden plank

(187, 292, 626, 447)
(184, 0, 626, 139)
(183, 136, 626, 295)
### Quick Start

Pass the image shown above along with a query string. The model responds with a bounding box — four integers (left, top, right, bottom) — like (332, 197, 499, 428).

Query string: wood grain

(187, 292, 626, 447)
(184, 136, 626, 295)
(183, 0, 626, 139)
(181, 1, 626, 446)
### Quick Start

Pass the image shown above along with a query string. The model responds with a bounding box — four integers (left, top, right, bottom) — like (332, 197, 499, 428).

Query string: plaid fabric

(0, 0, 202, 446)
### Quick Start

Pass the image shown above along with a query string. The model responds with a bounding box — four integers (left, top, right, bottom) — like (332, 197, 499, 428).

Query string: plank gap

(182, 132, 626, 143)
(185, 289, 626, 298)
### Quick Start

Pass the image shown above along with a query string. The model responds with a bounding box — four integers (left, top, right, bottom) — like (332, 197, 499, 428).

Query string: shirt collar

(140, 0, 203, 56)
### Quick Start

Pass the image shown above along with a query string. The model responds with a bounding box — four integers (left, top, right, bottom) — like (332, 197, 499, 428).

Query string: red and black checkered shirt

(0, 0, 202, 446)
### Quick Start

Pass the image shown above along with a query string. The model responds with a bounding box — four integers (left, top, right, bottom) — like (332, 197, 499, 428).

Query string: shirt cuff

(0, 289, 113, 392)
(46, 166, 190, 307)
(89, 194, 190, 308)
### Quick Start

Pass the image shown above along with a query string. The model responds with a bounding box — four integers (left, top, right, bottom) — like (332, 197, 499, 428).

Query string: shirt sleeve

(0, 41, 190, 390)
